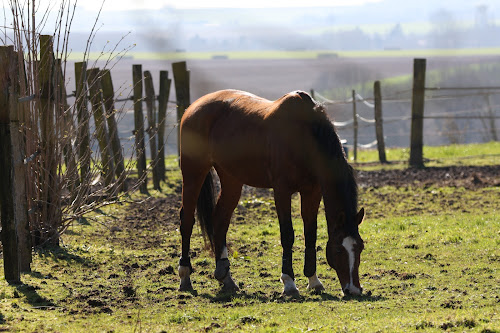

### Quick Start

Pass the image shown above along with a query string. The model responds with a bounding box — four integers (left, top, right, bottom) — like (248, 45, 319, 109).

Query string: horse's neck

(321, 185, 344, 237)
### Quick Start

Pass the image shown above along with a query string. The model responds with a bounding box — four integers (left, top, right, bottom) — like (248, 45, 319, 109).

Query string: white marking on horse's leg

(178, 265, 192, 290)
(280, 273, 299, 296)
(306, 274, 325, 291)
(342, 236, 362, 295)
(220, 246, 228, 259)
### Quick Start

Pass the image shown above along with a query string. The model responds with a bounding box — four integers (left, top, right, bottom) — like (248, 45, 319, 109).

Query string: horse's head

(326, 208, 365, 296)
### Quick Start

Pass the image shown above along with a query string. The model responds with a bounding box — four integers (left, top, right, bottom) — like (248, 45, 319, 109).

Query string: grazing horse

(178, 89, 365, 296)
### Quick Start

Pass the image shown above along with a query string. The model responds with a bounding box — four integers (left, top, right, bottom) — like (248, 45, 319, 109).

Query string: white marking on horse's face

(342, 236, 356, 274)
(342, 236, 362, 295)
(221, 246, 228, 259)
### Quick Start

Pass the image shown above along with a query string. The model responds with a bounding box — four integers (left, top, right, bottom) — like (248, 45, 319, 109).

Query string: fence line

(313, 88, 386, 161)
(0, 38, 183, 281)
(425, 86, 500, 91)
(312, 58, 499, 164)
(316, 87, 500, 105)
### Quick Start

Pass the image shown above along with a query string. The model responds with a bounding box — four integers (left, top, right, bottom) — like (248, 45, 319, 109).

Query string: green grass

(0, 153, 499, 332)
(66, 47, 500, 61)
(353, 141, 500, 169)
(377, 62, 500, 91)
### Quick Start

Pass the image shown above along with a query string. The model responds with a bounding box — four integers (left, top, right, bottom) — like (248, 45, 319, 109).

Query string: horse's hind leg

(178, 160, 211, 291)
(274, 187, 300, 297)
(212, 167, 242, 292)
(300, 187, 325, 292)
(179, 204, 194, 291)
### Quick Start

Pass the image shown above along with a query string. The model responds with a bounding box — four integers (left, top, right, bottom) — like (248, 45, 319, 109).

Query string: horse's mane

(310, 106, 359, 233)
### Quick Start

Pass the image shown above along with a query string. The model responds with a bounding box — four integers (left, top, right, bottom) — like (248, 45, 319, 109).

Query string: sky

(89, 0, 382, 11)
(2, 0, 383, 12)
(3, 0, 499, 36)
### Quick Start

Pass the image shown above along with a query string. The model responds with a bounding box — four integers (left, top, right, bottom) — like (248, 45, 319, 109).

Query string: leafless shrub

(6, 0, 139, 247)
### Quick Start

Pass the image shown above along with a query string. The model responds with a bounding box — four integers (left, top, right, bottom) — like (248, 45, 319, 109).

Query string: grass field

(353, 142, 500, 169)
(0, 144, 499, 332)
(68, 47, 500, 62)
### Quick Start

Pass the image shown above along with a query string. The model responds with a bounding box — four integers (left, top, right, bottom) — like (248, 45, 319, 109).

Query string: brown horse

(178, 89, 365, 296)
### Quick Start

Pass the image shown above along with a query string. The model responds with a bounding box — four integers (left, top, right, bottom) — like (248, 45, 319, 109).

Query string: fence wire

(314, 86, 499, 150)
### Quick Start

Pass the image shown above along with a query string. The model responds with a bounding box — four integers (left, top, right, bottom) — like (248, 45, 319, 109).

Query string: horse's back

(179, 90, 270, 184)
(182, 89, 269, 119)
(182, 88, 319, 122)
(180, 89, 327, 188)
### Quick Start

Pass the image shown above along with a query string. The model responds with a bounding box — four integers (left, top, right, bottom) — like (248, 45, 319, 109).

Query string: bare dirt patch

(357, 165, 500, 189)
(120, 165, 499, 230)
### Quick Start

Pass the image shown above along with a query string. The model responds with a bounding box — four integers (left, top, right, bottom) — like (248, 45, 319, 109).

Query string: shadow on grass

(341, 292, 387, 302)
(76, 217, 90, 225)
(199, 289, 271, 304)
(34, 245, 95, 269)
(191, 288, 386, 304)
(94, 208, 119, 220)
(15, 283, 56, 308)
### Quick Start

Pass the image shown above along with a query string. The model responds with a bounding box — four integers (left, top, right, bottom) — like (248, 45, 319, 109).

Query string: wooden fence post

(409, 58, 426, 168)
(86, 68, 115, 188)
(38, 34, 61, 246)
(132, 64, 148, 194)
(14, 51, 31, 272)
(0, 45, 21, 283)
(157, 70, 171, 182)
(374, 81, 387, 163)
(100, 69, 126, 189)
(55, 59, 79, 192)
(74, 61, 91, 185)
(352, 89, 358, 161)
(172, 61, 190, 157)
(144, 70, 160, 191)
(484, 93, 498, 141)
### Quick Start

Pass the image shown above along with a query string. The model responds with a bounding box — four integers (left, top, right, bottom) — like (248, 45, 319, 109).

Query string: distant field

(67, 47, 500, 61)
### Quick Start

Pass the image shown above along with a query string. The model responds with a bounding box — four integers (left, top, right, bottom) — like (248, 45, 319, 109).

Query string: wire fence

(103, 81, 499, 162)
(311, 82, 500, 156)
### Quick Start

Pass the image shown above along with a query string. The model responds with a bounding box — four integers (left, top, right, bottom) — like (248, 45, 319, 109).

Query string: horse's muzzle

(343, 284, 363, 296)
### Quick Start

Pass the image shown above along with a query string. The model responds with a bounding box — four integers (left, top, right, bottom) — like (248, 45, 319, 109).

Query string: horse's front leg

(274, 189, 299, 297)
(301, 188, 325, 293)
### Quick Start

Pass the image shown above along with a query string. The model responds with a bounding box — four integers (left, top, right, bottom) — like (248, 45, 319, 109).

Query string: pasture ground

(0, 144, 499, 332)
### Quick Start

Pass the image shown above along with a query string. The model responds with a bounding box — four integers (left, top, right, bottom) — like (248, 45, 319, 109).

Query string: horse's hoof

(220, 275, 239, 293)
(221, 282, 239, 293)
(179, 281, 193, 292)
(307, 284, 325, 294)
(282, 288, 300, 298)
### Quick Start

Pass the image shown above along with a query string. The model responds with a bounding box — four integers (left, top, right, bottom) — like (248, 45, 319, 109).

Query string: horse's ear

(356, 208, 365, 225)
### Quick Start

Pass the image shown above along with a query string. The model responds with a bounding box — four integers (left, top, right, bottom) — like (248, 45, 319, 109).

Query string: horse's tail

(197, 168, 217, 251)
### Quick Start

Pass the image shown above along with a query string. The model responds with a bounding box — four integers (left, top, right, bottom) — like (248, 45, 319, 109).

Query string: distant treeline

(134, 8, 500, 53)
